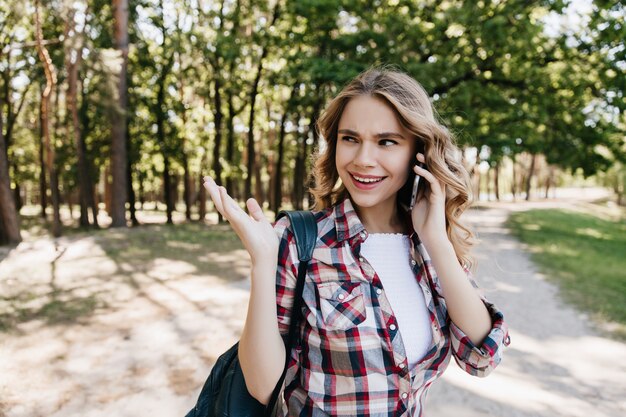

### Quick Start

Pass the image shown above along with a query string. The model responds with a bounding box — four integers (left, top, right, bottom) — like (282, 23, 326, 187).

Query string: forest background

(0, 0, 624, 243)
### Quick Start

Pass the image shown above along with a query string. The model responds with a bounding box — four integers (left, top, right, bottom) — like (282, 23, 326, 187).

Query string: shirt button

(398, 363, 405, 369)
(389, 324, 397, 331)
(360, 231, 366, 238)
(376, 288, 382, 295)
(359, 257, 364, 262)
(401, 392, 408, 399)
(338, 293, 346, 300)
(410, 259, 417, 266)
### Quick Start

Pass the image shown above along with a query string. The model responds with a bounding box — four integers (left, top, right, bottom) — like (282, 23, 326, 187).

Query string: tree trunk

(211, 77, 224, 186)
(225, 92, 239, 199)
(245, 73, 256, 202)
(2, 64, 30, 217)
(0, 95, 21, 244)
(210, 77, 224, 219)
(525, 153, 536, 201)
(156, 109, 173, 224)
(544, 165, 554, 199)
(511, 154, 517, 202)
(272, 114, 287, 215)
(155, 50, 174, 224)
(77, 70, 99, 228)
(183, 155, 191, 221)
(254, 135, 264, 206)
(198, 174, 207, 221)
(494, 160, 500, 201)
(126, 126, 138, 226)
(305, 96, 323, 209)
(272, 87, 294, 215)
(110, 0, 129, 227)
(293, 136, 305, 210)
(13, 179, 22, 211)
(266, 101, 275, 213)
(163, 156, 173, 224)
(67, 34, 92, 227)
(245, 2, 280, 201)
(35, 0, 61, 237)
(38, 102, 47, 218)
(104, 165, 112, 215)
(289, 111, 301, 208)
(138, 173, 145, 209)
(179, 77, 191, 221)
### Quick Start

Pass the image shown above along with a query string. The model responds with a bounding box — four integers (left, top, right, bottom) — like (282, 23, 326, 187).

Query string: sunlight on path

(427, 206, 626, 417)
(0, 233, 251, 417)
(1, 202, 625, 416)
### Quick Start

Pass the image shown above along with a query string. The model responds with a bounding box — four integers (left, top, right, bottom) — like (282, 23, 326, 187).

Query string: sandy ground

(1, 191, 625, 417)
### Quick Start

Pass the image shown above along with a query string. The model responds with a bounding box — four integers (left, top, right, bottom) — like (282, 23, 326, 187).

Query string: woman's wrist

(251, 257, 278, 280)
(420, 233, 453, 254)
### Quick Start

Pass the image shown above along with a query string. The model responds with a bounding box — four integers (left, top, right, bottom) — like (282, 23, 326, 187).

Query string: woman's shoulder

(273, 207, 335, 241)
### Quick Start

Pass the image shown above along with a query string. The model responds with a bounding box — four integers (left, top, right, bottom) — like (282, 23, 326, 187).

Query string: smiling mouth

(351, 174, 386, 184)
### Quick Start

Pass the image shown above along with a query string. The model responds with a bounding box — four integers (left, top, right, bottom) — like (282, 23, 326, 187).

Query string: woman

(203, 67, 510, 416)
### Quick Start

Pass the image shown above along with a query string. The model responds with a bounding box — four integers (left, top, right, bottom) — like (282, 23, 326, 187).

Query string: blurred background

(0, 0, 624, 416)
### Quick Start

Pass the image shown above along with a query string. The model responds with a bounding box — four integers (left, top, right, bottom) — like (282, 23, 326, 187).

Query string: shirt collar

(333, 196, 419, 244)
(334, 196, 366, 242)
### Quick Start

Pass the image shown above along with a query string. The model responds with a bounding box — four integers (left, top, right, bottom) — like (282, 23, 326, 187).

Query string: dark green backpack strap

(264, 210, 317, 416)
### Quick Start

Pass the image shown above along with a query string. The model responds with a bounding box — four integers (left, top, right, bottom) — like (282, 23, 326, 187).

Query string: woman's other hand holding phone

(410, 153, 448, 249)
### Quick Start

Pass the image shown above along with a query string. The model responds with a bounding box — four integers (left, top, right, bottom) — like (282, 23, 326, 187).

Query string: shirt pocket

(316, 281, 367, 331)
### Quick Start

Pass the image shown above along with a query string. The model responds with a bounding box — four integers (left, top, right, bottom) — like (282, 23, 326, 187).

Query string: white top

(360, 233, 433, 368)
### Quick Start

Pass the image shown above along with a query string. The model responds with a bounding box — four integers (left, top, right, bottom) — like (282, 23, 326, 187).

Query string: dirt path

(427, 205, 626, 417)
(1, 197, 625, 417)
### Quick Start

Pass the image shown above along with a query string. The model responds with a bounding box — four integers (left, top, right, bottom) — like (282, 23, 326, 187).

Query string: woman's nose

(353, 142, 376, 167)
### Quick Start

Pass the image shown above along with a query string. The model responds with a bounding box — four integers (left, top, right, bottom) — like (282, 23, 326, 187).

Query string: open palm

(203, 177, 279, 265)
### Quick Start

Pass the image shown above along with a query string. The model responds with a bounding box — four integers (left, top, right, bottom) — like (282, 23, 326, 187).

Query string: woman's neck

(352, 198, 406, 234)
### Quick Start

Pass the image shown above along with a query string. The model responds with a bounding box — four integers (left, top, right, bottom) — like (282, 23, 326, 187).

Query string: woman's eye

(341, 136, 357, 142)
(380, 139, 398, 146)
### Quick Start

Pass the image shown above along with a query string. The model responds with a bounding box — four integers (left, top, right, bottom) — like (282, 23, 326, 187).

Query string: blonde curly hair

(310, 66, 477, 269)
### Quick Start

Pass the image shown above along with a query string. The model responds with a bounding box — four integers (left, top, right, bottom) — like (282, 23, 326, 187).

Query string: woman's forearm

(425, 239, 492, 345)
(238, 259, 286, 405)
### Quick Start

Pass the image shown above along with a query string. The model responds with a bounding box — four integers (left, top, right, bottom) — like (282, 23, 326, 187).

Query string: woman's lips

(349, 173, 386, 190)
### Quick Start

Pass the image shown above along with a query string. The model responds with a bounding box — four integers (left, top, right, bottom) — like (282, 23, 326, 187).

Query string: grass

(507, 208, 626, 339)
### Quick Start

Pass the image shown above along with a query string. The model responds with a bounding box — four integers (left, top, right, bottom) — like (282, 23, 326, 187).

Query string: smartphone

(400, 143, 426, 211)
(409, 160, 426, 210)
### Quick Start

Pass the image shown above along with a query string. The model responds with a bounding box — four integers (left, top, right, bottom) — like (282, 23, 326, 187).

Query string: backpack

(185, 210, 317, 417)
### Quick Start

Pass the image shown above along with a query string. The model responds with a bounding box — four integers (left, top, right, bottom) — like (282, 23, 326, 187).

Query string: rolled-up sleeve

(273, 216, 300, 338)
(449, 268, 511, 377)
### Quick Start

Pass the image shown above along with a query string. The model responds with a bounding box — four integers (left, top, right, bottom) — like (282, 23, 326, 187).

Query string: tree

(65, 4, 96, 227)
(0, 93, 21, 244)
(110, 0, 128, 227)
(34, 0, 61, 237)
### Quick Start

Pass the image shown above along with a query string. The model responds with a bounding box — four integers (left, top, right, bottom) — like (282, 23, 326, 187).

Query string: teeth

(354, 175, 383, 183)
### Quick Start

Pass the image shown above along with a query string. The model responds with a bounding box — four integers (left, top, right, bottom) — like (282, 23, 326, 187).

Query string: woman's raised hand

(203, 176, 279, 265)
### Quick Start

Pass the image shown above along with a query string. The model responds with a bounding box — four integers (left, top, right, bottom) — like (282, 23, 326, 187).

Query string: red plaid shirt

(274, 197, 510, 416)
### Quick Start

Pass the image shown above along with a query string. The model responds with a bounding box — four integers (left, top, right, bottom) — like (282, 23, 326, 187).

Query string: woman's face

(335, 95, 417, 213)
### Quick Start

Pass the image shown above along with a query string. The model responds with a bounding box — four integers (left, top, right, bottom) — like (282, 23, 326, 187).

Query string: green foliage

(1, 0, 624, 215)
(507, 208, 626, 337)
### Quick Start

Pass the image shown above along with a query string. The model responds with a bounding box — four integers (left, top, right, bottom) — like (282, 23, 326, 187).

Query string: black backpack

(185, 210, 317, 417)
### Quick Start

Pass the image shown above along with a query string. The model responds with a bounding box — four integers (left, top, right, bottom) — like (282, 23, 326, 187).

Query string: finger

(246, 198, 267, 222)
(415, 153, 426, 163)
(413, 164, 442, 192)
(219, 186, 247, 221)
(203, 177, 226, 215)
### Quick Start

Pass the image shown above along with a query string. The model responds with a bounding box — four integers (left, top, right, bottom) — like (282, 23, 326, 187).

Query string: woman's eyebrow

(338, 129, 406, 140)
